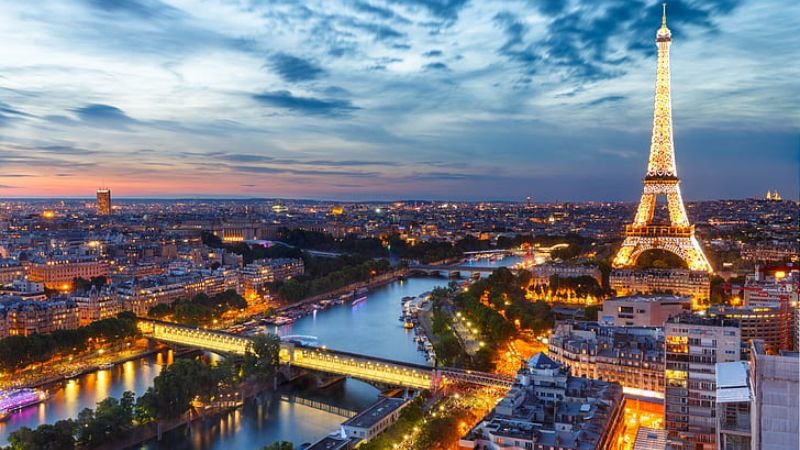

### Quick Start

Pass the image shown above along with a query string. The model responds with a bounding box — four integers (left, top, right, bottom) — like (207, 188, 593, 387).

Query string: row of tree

(276, 258, 391, 302)
(0, 312, 138, 371)
(147, 290, 248, 326)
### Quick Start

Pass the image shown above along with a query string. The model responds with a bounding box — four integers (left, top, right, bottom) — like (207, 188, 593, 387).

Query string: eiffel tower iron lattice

(612, 4, 713, 273)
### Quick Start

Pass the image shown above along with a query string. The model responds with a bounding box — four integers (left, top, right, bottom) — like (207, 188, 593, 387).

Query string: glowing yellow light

(42, 210, 55, 219)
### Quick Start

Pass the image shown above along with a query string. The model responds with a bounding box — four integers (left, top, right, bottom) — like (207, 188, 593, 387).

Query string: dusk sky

(0, 0, 797, 201)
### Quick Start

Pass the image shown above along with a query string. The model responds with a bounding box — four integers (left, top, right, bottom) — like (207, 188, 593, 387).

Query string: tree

(261, 442, 294, 450)
(245, 333, 281, 382)
(147, 303, 172, 319)
(6, 419, 76, 450)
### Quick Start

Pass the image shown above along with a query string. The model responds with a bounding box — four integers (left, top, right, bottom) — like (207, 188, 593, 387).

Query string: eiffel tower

(613, 4, 713, 273)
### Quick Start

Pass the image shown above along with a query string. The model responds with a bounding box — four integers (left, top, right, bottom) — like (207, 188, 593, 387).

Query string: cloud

(230, 165, 378, 177)
(388, 0, 470, 22)
(422, 49, 443, 57)
(586, 95, 626, 106)
(81, 0, 180, 19)
(70, 104, 138, 129)
(240, 184, 257, 187)
(0, 185, 19, 189)
(423, 62, 450, 71)
(353, 1, 409, 23)
(251, 90, 359, 116)
(268, 53, 326, 83)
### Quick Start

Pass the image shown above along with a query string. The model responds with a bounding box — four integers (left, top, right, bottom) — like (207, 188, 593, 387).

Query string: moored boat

(0, 388, 47, 420)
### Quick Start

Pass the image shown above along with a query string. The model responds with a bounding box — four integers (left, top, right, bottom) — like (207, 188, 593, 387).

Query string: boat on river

(352, 296, 368, 306)
(0, 388, 47, 421)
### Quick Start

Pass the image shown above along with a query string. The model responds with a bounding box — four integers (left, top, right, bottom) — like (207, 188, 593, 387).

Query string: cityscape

(0, 1, 797, 450)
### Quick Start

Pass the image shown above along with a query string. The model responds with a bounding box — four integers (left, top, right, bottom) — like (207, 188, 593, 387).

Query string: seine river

(0, 256, 524, 448)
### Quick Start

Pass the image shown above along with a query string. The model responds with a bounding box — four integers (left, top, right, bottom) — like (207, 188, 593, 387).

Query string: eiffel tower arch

(613, 5, 712, 273)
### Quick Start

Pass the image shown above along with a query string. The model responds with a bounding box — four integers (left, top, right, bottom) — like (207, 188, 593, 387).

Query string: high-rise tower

(612, 5, 712, 273)
(96, 187, 111, 215)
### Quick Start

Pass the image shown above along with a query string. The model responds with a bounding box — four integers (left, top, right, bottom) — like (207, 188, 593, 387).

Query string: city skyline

(0, 0, 797, 201)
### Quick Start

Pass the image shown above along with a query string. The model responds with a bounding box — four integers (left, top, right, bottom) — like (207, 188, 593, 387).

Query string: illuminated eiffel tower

(613, 4, 713, 273)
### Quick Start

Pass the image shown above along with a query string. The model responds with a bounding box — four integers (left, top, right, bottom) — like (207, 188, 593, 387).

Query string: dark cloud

(422, 49, 443, 57)
(71, 104, 138, 129)
(533, 0, 744, 83)
(0, 174, 33, 178)
(252, 90, 359, 116)
(342, 18, 407, 42)
(0, 101, 34, 127)
(586, 95, 626, 106)
(493, 11, 538, 72)
(388, 0, 470, 22)
(0, 185, 18, 189)
(222, 154, 274, 163)
(230, 164, 378, 177)
(530, 0, 565, 16)
(240, 184, 257, 187)
(81, 0, 180, 19)
(268, 53, 326, 82)
(38, 144, 99, 155)
(423, 62, 450, 71)
(353, 1, 409, 23)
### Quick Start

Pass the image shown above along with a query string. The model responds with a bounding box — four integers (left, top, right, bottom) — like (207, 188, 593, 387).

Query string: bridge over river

(138, 319, 514, 391)
(408, 263, 520, 276)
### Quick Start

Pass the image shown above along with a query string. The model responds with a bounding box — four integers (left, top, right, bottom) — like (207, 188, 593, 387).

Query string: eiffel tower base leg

(612, 235, 712, 273)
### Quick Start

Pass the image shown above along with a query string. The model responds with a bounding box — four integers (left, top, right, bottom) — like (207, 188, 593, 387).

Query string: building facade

(708, 304, 794, 354)
(748, 340, 799, 450)
(547, 321, 665, 395)
(72, 287, 123, 326)
(0, 297, 80, 337)
(601, 294, 690, 327)
(27, 257, 109, 290)
(610, 269, 710, 307)
(664, 314, 741, 450)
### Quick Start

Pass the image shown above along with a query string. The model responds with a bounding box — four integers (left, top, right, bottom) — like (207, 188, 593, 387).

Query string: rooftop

(716, 361, 751, 403)
(341, 397, 407, 430)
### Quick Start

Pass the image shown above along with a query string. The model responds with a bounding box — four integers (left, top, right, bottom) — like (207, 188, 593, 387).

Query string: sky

(0, 0, 797, 201)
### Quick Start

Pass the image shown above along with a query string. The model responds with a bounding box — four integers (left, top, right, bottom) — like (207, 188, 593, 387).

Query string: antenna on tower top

(662, 3, 667, 26)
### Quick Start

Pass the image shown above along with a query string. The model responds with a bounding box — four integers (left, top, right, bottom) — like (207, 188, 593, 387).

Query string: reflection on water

(0, 351, 172, 445)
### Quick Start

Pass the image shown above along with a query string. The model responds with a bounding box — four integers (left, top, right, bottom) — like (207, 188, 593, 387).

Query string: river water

(0, 256, 523, 448)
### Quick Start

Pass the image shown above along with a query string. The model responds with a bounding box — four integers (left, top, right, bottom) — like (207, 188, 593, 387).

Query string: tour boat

(273, 316, 295, 326)
(403, 319, 414, 329)
(98, 362, 115, 370)
(352, 296, 368, 306)
(0, 388, 47, 420)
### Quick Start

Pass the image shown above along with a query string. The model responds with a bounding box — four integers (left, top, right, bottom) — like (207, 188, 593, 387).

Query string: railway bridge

(138, 320, 514, 391)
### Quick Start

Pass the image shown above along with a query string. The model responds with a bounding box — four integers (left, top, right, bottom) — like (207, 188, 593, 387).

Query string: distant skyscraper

(96, 187, 111, 215)
(612, 5, 712, 273)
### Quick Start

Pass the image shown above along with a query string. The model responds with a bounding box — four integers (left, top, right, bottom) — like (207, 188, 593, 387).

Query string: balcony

(625, 224, 693, 237)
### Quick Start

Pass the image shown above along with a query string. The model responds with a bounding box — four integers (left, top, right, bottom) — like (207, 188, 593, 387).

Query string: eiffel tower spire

(613, 5, 713, 273)
(648, 2, 676, 178)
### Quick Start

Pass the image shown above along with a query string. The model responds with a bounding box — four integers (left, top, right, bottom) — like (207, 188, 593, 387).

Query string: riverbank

(97, 378, 272, 450)
(0, 341, 169, 392)
(273, 269, 408, 314)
